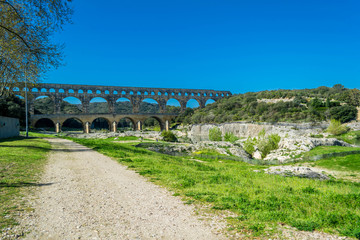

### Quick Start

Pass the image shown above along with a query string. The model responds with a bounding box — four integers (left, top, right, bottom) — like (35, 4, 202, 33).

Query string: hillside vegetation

(177, 84, 359, 124)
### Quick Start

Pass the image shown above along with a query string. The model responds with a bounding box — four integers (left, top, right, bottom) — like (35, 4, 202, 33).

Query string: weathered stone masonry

(20, 83, 231, 133)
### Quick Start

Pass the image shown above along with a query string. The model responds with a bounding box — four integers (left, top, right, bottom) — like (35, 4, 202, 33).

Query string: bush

(161, 131, 177, 142)
(209, 127, 222, 141)
(330, 105, 357, 123)
(243, 129, 281, 159)
(224, 132, 239, 143)
(327, 119, 350, 136)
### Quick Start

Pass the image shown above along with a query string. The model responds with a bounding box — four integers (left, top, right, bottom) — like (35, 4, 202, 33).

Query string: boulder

(264, 166, 329, 180)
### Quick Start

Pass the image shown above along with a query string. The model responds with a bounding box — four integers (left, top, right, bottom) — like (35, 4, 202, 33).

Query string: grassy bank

(0, 137, 51, 233)
(69, 137, 360, 238)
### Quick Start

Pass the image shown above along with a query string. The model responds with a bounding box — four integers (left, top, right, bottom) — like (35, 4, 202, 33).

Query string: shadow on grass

(0, 182, 55, 188)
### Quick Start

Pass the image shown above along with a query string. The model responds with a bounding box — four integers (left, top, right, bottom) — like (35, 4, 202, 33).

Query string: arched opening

(61, 97, 82, 114)
(140, 98, 160, 113)
(117, 117, 135, 131)
(105, 90, 109, 94)
(91, 118, 110, 131)
(62, 118, 83, 132)
(205, 99, 215, 106)
(34, 96, 55, 114)
(143, 117, 162, 131)
(186, 99, 200, 109)
(49, 88, 55, 93)
(13, 87, 19, 92)
(96, 90, 101, 94)
(89, 97, 108, 114)
(115, 98, 132, 113)
(166, 98, 181, 113)
(69, 89, 74, 93)
(35, 118, 55, 131)
(41, 88, 47, 92)
(78, 89, 84, 93)
(59, 89, 65, 93)
(31, 88, 38, 92)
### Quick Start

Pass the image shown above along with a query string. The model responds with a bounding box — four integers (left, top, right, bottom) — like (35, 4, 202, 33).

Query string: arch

(87, 90, 93, 94)
(96, 90, 101, 94)
(115, 98, 132, 113)
(89, 97, 108, 114)
(186, 99, 200, 108)
(185, 92, 188, 96)
(49, 88, 55, 93)
(62, 118, 84, 132)
(165, 92, 168, 96)
(31, 88, 38, 92)
(16, 95, 24, 99)
(41, 88, 47, 92)
(209, 93, 213, 97)
(151, 92, 155, 95)
(144, 91, 149, 95)
(137, 91, 141, 95)
(143, 117, 163, 131)
(205, 99, 215, 106)
(166, 98, 181, 113)
(69, 89, 75, 93)
(191, 93, 194, 96)
(105, 90, 110, 94)
(158, 92, 162, 96)
(13, 87, 20, 91)
(121, 91, 126, 95)
(61, 97, 82, 114)
(78, 89, 84, 93)
(178, 92, 181, 96)
(33, 96, 54, 114)
(35, 118, 55, 131)
(140, 98, 160, 113)
(130, 91, 134, 95)
(91, 117, 110, 131)
(171, 92, 175, 96)
(216, 93, 219, 97)
(117, 117, 135, 131)
(203, 93, 206, 96)
(59, 89, 65, 93)
(113, 90, 118, 94)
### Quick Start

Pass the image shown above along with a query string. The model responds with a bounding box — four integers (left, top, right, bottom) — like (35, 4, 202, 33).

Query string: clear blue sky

(47, 0, 360, 93)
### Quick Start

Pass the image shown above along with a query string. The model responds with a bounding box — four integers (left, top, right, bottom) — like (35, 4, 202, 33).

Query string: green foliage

(0, 137, 51, 232)
(243, 129, 281, 159)
(178, 85, 360, 125)
(70, 137, 360, 238)
(161, 131, 177, 142)
(224, 132, 239, 143)
(330, 105, 357, 123)
(327, 119, 350, 136)
(209, 127, 222, 141)
(335, 131, 360, 144)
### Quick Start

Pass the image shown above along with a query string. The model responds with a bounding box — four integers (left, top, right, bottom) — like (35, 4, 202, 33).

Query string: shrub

(224, 132, 239, 143)
(330, 105, 357, 123)
(209, 127, 222, 141)
(327, 119, 350, 136)
(243, 137, 256, 155)
(243, 129, 281, 159)
(161, 131, 177, 142)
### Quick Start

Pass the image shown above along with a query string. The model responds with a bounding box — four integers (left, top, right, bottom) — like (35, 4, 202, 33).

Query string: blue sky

(47, 0, 360, 94)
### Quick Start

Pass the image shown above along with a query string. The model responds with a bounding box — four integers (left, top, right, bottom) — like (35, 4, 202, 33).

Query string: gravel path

(22, 138, 225, 240)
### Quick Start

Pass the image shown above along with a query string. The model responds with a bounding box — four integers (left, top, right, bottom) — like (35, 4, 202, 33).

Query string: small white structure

(0, 116, 20, 139)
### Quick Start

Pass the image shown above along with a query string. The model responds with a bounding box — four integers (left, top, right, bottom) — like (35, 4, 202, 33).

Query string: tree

(330, 105, 357, 123)
(0, 0, 73, 97)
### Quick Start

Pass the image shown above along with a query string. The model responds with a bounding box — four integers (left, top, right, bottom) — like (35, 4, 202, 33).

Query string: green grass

(112, 136, 140, 141)
(301, 146, 360, 158)
(68, 137, 360, 238)
(311, 154, 360, 173)
(20, 131, 57, 138)
(334, 131, 360, 145)
(0, 137, 51, 233)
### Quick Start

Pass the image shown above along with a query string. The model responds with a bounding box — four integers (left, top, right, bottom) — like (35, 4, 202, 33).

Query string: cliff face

(189, 122, 329, 142)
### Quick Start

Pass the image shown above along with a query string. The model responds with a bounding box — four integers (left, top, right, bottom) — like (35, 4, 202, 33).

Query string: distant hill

(177, 85, 359, 124)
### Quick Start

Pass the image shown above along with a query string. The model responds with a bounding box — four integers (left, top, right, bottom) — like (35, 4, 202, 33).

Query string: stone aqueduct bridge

(28, 83, 232, 133)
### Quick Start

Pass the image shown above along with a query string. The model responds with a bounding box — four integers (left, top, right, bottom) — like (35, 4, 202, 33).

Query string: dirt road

(22, 138, 224, 240)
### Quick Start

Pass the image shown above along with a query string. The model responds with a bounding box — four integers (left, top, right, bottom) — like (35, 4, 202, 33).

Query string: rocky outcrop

(65, 131, 161, 139)
(189, 122, 328, 143)
(264, 137, 351, 162)
(264, 166, 330, 180)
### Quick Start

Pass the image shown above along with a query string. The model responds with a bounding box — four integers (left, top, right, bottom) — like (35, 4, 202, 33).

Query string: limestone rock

(264, 166, 329, 180)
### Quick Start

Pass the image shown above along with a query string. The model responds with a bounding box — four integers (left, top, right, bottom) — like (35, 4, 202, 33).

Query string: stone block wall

(0, 116, 20, 139)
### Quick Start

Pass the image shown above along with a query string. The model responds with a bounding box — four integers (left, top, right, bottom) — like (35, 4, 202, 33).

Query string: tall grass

(70, 137, 360, 238)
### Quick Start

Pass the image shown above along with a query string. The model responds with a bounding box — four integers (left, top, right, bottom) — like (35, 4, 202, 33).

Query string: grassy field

(69, 137, 360, 238)
(334, 131, 360, 145)
(0, 137, 51, 233)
